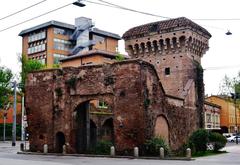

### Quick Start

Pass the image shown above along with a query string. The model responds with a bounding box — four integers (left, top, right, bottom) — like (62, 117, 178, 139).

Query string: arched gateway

(154, 116, 169, 144)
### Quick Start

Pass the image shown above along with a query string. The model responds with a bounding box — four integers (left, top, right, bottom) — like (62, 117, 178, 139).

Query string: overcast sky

(0, 0, 240, 95)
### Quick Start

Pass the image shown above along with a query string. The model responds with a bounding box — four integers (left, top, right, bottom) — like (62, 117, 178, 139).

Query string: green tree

(0, 66, 13, 109)
(115, 53, 125, 62)
(219, 73, 240, 96)
(20, 55, 44, 92)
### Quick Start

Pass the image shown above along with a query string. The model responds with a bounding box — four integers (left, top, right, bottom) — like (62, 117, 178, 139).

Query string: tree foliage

(0, 66, 13, 109)
(20, 55, 44, 92)
(115, 53, 125, 62)
(219, 73, 240, 96)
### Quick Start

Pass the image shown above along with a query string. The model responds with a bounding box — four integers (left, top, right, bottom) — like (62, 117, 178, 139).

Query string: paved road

(0, 141, 240, 165)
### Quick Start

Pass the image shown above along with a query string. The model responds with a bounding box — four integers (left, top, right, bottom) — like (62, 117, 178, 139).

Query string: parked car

(223, 133, 235, 138)
(227, 135, 240, 142)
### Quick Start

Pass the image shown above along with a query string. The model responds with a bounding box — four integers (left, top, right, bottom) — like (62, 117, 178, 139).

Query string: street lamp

(12, 81, 17, 146)
(226, 30, 232, 35)
(73, 0, 86, 7)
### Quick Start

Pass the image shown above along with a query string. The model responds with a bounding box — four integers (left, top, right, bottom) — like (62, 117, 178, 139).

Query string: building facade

(19, 17, 120, 68)
(204, 101, 221, 130)
(25, 17, 211, 154)
(206, 96, 240, 133)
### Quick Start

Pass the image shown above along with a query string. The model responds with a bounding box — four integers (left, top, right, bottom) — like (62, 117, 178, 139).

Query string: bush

(0, 123, 21, 140)
(143, 137, 169, 156)
(209, 132, 227, 152)
(187, 129, 227, 156)
(94, 140, 113, 155)
(188, 129, 209, 153)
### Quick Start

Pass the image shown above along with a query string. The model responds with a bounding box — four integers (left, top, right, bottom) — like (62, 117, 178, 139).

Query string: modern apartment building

(19, 17, 121, 68)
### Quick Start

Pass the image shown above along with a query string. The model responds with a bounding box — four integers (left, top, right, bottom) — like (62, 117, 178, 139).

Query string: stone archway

(154, 115, 169, 144)
(55, 132, 65, 153)
(102, 118, 114, 143)
(75, 101, 89, 153)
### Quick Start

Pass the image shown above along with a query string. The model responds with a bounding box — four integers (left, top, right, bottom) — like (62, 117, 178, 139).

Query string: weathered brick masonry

(25, 17, 211, 154)
(26, 60, 197, 153)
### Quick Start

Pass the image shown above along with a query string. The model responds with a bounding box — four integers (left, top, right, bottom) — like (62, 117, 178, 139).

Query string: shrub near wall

(187, 129, 227, 155)
(143, 137, 169, 156)
(209, 132, 227, 152)
(188, 129, 209, 153)
(94, 140, 113, 155)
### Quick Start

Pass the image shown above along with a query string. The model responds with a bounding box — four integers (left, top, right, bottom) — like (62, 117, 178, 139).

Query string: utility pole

(21, 95, 25, 141)
(12, 81, 17, 146)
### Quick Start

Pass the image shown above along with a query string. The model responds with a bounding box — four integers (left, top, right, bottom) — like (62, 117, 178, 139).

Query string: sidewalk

(0, 141, 29, 153)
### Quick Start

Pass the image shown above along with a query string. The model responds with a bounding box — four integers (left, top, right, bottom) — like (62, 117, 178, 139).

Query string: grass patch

(193, 150, 227, 157)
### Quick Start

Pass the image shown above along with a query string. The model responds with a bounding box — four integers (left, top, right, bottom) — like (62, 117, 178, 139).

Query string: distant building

(204, 101, 221, 130)
(19, 17, 121, 68)
(0, 94, 22, 125)
(206, 95, 240, 133)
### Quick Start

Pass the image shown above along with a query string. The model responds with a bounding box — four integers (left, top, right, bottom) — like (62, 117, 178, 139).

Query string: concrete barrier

(134, 147, 139, 157)
(20, 143, 24, 151)
(186, 148, 191, 159)
(110, 146, 115, 156)
(62, 145, 66, 154)
(43, 144, 48, 154)
(160, 147, 164, 159)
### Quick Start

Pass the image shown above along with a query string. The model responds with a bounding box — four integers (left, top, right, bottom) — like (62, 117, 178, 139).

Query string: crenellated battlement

(123, 17, 211, 63)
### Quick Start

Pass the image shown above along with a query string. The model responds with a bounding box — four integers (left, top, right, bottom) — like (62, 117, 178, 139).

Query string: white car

(227, 136, 240, 142)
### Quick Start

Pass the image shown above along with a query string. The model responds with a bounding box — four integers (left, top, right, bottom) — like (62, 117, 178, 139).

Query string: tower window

(165, 68, 170, 75)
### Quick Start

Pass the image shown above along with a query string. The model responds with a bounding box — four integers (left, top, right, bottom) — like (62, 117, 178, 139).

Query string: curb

(17, 151, 194, 161)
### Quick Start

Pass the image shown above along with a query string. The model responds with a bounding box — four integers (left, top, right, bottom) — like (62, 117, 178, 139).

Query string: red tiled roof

(122, 17, 211, 40)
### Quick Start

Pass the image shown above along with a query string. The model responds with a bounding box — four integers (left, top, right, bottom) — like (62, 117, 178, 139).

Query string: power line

(0, 0, 47, 21)
(85, 0, 171, 19)
(192, 18, 240, 21)
(0, 3, 72, 33)
(84, 0, 234, 32)
(89, 0, 240, 21)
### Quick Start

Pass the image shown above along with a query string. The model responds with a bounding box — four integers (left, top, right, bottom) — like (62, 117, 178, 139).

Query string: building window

(165, 67, 170, 75)
(206, 114, 211, 123)
(27, 43, 46, 54)
(38, 58, 46, 65)
(53, 54, 66, 64)
(28, 31, 46, 43)
(98, 101, 108, 109)
(54, 38, 72, 51)
(54, 28, 73, 35)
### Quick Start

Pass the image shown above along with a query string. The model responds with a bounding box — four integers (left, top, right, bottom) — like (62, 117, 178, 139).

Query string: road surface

(0, 141, 239, 165)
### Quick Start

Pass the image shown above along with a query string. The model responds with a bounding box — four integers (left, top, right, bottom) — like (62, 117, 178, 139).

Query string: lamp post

(12, 81, 17, 146)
